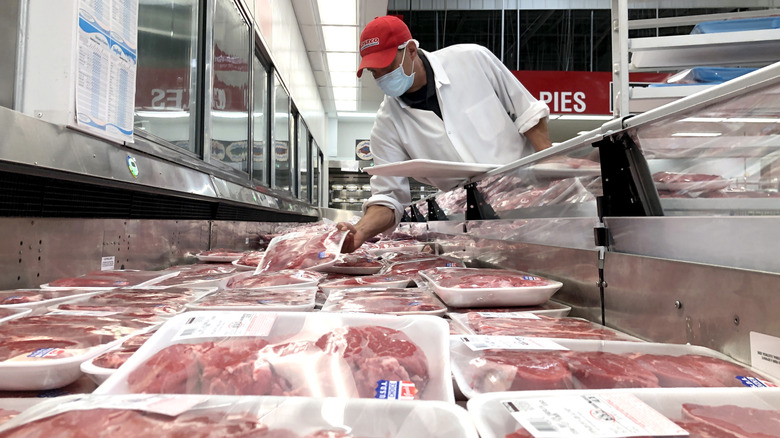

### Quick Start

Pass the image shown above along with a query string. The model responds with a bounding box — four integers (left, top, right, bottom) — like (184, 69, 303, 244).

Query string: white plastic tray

(364, 159, 498, 179)
(218, 271, 321, 291)
(321, 288, 448, 316)
(185, 288, 317, 312)
(447, 314, 638, 341)
(0, 307, 32, 324)
(419, 269, 563, 308)
(319, 274, 413, 293)
(96, 311, 453, 402)
(0, 394, 478, 437)
(450, 337, 778, 400)
(0, 289, 100, 315)
(80, 350, 122, 386)
(468, 387, 780, 438)
(446, 300, 572, 318)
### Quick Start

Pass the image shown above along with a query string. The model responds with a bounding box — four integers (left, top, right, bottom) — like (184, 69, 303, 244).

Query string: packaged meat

(52, 287, 202, 316)
(195, 248, 246, 262)
(319, 254, 384, 275)
(220, 270, 322, 290)
(0, 399, 44, 427)
(419, 267, 563, 307)
(468, 387, 780, 438)
(451, 337, 777, 400)
(446, 300, 571, 318)
(256, 228, 348, 272)
(0, 394, 478, 437)
(382, 257, 465, 281)
(0, 311, 158, 390)
(653, 171, 730, 193)
(365, 239, 427, 256)
(321, 287, 447, 316)
(186, 288, 317, 312)
(318, 274, 412, 293)
(80, 326, 160, 384)
(0, 308, 32, 325)
(449, 313, 638, 341)
(0, 289, 100, 315)
(41, 270, 178, 290)
(96, 311, 453, 402)
(154, 264, 238, 287)
(233, 250, 265, 270)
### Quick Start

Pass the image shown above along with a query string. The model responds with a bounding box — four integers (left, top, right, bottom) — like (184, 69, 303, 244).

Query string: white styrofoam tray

(96, 311, 454, 402)
(447, 314, 638, 341)
(468, 387, 780, 438)
(185, 288, 317, 312)
(40, 271, 180, 290)
(419, 270, 563, 308)
(217, 271, 321, 291)
(319, 275, 412, 293)
(446, 300, 572, 318)
(0, 290, 101, 315)
(321, 288, 448, 316)
(0, 394, 478, 437)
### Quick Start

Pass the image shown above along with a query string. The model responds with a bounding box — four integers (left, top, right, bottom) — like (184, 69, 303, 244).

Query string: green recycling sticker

(127, 155, 139, 178)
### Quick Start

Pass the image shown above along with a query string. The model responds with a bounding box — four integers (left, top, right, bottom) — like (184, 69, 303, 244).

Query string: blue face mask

(375, 46, 415, 97)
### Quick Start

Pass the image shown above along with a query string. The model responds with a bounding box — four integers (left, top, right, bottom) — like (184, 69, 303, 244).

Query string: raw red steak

(192, 289, 314, 308)
(383, 257, 463, 278)
(633, 353, 760, 388)
(0, 409, 19, 426)
(0, 289, 90, 305)
(91, 350, 135, 369)
(422, 267, 554, 289)
(674, 420, 740, 438)
(331, 254, 382, 269)
(470, 350, 573, 392)
(236, 251, 265, 267)
(681, 403, 780, 438)
(259, 229, 347, 272)
(564, 351, 660, 389)
(464, 314, 630, 340)
(324, 289, 445, 314)
(226, 270, 321, 289)
(46, 270, 166, 288)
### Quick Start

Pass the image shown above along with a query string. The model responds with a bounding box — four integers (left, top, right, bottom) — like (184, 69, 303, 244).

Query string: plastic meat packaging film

(96, 311, 454, 402)
(153, 263, 238, 287)
(318, 274, 412, 293)
(0, 394, 478, 437)
(449, 313, 638, 341)
(381, 257, 465, 281)
(419, 267, 563, 307)
(220, 270, 322, 290)
(195, 248, 246, 263)
(321, 287, 448, 316)
(51, 287, 203, 316)
(0, 308, 32, 324)
(450, 337, 778, 400)
(0, 311, 159, 391)
(257, 228, 348, 272)
(81, 326, 160, 385)
(186, 287, 317, 312)
(0, 289, 106, 315)
(468, 387, 780, 438)
(233, 250, 266, 270)
(318, 253, 384, 275)
(446, 301, 571, 318)
(40, 270, 180, 290)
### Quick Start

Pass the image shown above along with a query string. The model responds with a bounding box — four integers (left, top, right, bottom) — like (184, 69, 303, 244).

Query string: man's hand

(336, 205, 396, 253)
(337, 222, 365, 253)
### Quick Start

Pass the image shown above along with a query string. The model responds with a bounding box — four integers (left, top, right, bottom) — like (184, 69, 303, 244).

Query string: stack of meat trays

(96, 311, 454, 402)
(0, 310, 159, 391)
(450, 337, 778, 400)
(321, 286, 448, 316)
(0, 289, 102, 316)
(448, 313, 639, 341)
(468, 387, 780, 438)
(0, 393, 479, 437)
(419, 267, 563, 307)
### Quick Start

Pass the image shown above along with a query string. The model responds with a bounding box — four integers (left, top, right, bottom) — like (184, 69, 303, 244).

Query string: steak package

(0, 394, 478, 438)
(0, 289, 100, 315)
(154, 264, 238, 287)
(234, 251, 266, 270)
(0, 311, 159, 391)
(186, 288, 317, 312)
(449, 313, 638, 340)
(256, 228, 348, 272)
(96, 311, 453, 402)
(419, 267, 563, 308)
(222, 270, 323, 290)
(446, 301, 571, 318)
(52, 287, 203, 316)
(321, 287, 447, 316)
(468, 387, 780, 438)
(41, 269, 178, 289)
(318, 274, 412, 293)
(195, 248, 247, 262)
(81, 327, 160, 385)
(381, 257, 465, 281)
(451, 337, 777, 399)
(318, 253, 384, 275)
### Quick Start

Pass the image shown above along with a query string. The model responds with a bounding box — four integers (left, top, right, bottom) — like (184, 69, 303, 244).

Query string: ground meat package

(419, 267, 563, 307)
(0, 311, 159, 391)
(450, 337, 778, 400)
(256, 229, 349, 272)
(0, 289, 101, 315)
(321, 287, 448, 316)
(41, 270, 179, 290)
(318, 275, 412, 294)
(468, 387, 780, 438)
(449, 313, 638, 341)
(186, 288, 317, 312)
(0, 394, 478, 438)
(96, 311, 453, 402)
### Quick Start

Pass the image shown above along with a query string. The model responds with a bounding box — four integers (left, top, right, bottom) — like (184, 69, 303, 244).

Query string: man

(338, 15, 552, 252)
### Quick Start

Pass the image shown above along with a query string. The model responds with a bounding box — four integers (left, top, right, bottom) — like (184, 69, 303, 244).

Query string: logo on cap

(360, 37, 380, 52)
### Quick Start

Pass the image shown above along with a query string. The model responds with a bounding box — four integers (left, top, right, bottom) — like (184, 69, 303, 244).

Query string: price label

(459, 335, 567, 351)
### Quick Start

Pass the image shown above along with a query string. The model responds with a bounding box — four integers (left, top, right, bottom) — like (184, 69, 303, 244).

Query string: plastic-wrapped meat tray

(232, 251, 265, 271)
(80, 326, 159, 385)
(96, 311, 453, 402)
(256, 229, 348, 272)
(0, 308, 32, 325)
(446, 300, 571, 318)
(220, 270, 322, 290)
(318, 274, 412, 293)
(450, 337, 778, 400)
(652, 171, 730, 193)
(365, 239, 427, 257)
(52, 287, 202, 316)
(153, 264, 238, 287)
(468, 387, 780, 438)
(0, 399, 44, 428)
(40, 270, 179, 290)
(319, 254, 384, 275)
(382, 257, 465, 280)
(0, 311, 158, 391)
(419, 267, 563, 307)
(449, 313, 638, 341)
(0, 289, 101, 315)
(186, 288, 317, 312)
(195, 248, 246, 263)
(321, 287, 447, 316)
(0, 394, 478, 437)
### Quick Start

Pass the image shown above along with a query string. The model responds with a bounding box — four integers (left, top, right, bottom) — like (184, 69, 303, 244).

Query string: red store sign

(512, 70, 671, 115)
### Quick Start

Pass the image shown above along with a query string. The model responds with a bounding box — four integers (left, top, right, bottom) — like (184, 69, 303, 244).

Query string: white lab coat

(364, 44, 550, 228)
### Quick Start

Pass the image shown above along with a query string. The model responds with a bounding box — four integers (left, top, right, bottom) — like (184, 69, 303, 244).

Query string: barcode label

(529, 419, 557, 433)
(460, 335, 567, 351)
(173, 312, 276, 340)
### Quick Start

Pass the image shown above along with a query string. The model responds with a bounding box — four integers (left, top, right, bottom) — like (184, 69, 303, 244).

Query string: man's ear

(407, 42, 418, 60)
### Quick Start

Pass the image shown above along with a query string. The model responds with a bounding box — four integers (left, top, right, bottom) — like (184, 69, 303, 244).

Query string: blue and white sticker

(737, 376, 776, 387)
(374, 380, 417, 400)
(29, 348, 67, 359)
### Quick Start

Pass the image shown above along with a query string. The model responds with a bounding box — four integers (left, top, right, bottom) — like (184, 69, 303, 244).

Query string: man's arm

(524, 117, 553, 152)
(337, 205, 397, 253)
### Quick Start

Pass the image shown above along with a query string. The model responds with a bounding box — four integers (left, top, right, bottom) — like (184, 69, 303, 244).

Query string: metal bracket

(465, 182, 499, 220)
(400, 209, 412, 223)
(409, 204, 426, 222)
(426, 197, 448, 221)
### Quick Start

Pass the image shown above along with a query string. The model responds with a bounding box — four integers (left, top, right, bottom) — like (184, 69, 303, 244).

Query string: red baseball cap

(357, 16, 412, 78)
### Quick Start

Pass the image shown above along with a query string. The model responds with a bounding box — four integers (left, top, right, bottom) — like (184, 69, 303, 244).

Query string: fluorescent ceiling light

(135, 110, 189, 119)
(337, 112, 376, 118)
(335, 100, 357, 111)
(557, 114, 614, 121)
(330, 71, 357, 87)
(326, 52, 357, 72)
(318, 0, 356, 26)
(322, 26, 358, 52)
(332, 87, 357, 101)
(671, 132, 722, 137)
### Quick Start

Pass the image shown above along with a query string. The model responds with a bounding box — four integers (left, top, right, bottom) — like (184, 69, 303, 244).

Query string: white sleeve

(473, 45, 550, 134)
(361, 106, 412, 230)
